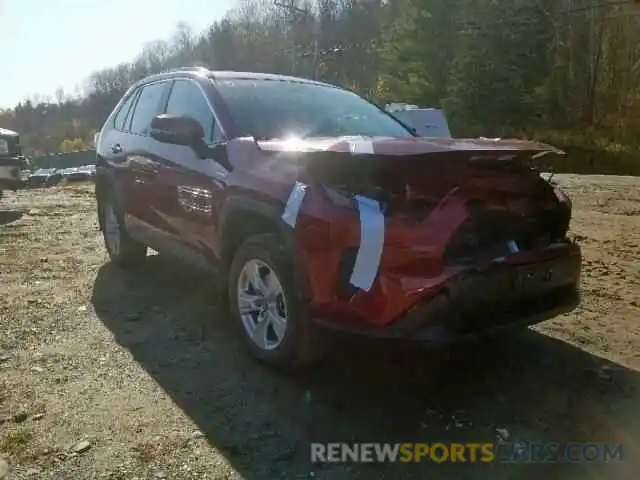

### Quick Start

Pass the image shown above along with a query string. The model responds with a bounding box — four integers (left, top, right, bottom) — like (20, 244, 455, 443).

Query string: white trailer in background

(385, 104, 452, 138)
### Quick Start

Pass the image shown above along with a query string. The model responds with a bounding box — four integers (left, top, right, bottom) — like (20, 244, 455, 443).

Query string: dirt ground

(0, 175, 638, 479)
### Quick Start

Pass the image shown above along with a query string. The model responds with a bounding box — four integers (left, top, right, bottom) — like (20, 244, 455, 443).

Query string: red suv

(95, 67, 581, 369)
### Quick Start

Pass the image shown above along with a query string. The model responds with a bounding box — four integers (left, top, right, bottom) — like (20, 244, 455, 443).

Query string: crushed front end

(253, 137, 582, 343)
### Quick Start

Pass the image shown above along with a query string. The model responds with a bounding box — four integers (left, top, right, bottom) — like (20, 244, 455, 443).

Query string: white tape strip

(281, 181, 308, 228)
(350, 195, 385, 291)
(348, 136, 375, 154)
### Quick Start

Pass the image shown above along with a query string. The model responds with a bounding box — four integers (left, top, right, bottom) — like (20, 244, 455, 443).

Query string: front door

(146, 79, 228, 266)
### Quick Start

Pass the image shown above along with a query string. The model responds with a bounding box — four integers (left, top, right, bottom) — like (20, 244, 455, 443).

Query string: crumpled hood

(256, 135, 565, 157)
(251, 135, 565, 207)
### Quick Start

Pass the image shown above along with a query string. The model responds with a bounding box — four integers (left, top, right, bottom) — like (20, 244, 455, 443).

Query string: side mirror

(150, 114, 205, 147)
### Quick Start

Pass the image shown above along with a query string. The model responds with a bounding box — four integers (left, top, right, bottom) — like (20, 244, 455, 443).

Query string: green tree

(380, 0, 457, 106)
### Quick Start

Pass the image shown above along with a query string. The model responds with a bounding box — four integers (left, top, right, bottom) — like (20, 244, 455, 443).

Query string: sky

(0, 0, 237, 108)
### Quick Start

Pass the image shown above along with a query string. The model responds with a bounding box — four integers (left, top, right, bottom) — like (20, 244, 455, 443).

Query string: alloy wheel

(236, 259, 288, 350)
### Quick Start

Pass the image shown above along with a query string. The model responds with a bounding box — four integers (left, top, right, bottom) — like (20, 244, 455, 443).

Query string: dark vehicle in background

(60, 167, 85, 182)
(26, 165, 95, 188)
(60, 167, 77, 181)
(59, 165, 96, 183)
(95, 67, 581, 370)
(79, 164, 96, 181)
(27, 168, 62, 188)
(0, 127, 27, 198)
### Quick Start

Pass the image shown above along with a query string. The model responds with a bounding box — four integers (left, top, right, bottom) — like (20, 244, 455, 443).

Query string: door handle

(111, 144, 123, 154)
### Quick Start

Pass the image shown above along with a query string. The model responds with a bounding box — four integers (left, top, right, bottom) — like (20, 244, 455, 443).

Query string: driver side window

(165, 80, 218, 144)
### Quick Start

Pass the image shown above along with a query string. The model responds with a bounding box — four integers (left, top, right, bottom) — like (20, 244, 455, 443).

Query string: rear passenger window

(129, 82, 167, 136)
(112, 91, 138, 131)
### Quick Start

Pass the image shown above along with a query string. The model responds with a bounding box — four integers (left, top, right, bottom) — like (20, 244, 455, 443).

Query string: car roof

(209, 71, 334, 87)
(0, 127, 18, 136)
(132, 67, 335, 91)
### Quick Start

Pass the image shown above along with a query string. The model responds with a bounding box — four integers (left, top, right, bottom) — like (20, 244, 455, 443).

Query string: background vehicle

(386, 105, 452, 138)
(95, 68, 581, 370)
(60, 167, 88, 182)
(59, 165, 96, 182)
(78, 164, 96, 181)
(0, 127, 26, 198)
(27, 168, 62, 188)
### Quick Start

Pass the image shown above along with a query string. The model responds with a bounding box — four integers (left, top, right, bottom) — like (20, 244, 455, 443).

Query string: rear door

(99, 87, 140, 218)
(147, 78, 228, 265)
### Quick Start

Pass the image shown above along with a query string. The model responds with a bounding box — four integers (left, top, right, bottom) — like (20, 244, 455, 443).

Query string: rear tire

(99, 189, 147, 268)
(228, 233, 320, 370)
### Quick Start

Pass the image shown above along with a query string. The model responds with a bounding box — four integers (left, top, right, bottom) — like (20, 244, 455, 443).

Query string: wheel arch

(94, 165, 120, 232)
(218, 195, 313, 302)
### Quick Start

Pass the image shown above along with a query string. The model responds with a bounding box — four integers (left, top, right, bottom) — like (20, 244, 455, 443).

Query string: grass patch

(0, 428, 34, 456)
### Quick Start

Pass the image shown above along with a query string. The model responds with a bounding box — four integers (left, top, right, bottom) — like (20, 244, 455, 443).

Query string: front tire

(228, 233, 320, 370)
(99, 190, 147, 268)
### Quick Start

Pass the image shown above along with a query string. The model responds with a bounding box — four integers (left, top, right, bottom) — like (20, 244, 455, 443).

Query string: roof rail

(164, 66, 210, 74)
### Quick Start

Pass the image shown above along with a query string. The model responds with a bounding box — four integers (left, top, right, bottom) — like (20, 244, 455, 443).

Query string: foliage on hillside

(1, 0, 639, 172)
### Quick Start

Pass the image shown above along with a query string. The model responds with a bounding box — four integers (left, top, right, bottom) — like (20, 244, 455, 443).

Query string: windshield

(215, 78, 414, 140)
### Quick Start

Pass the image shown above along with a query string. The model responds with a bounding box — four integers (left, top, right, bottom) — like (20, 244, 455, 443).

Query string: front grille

(444, 209, 545, 264)
(443, 196, 573, 265)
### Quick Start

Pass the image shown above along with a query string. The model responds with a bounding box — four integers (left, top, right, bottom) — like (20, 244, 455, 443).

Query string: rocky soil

(0, 175, 638, 479)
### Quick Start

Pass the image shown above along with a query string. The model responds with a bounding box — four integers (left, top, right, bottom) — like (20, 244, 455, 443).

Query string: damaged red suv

(95, 67, 581, 369)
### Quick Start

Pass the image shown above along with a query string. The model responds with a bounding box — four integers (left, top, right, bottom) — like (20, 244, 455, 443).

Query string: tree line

(0, 0, 638, 171)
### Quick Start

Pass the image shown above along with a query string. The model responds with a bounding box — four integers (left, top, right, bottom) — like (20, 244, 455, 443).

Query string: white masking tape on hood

(350, 195, 385, 291)
(348, 137, 375, 154)
(282, 181, 308, 228)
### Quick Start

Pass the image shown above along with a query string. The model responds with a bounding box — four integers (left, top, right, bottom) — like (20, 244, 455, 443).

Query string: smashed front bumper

(312, 244, 581, 345)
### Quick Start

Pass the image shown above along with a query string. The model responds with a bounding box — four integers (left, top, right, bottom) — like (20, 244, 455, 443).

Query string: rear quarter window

(112, 91, 138, 132)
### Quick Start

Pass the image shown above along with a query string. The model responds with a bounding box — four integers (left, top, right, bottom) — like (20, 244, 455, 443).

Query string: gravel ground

(0, 176, 638, 479)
